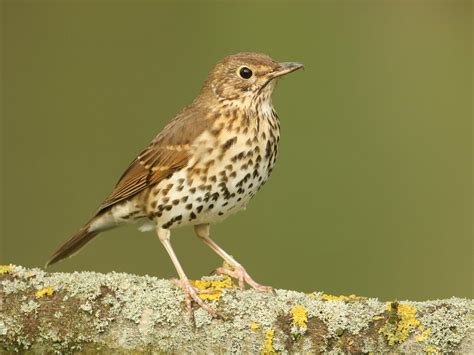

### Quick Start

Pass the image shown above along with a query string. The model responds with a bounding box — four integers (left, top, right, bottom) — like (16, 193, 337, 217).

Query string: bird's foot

(215, 264, 273, 292)
(172, 278, 217, 317)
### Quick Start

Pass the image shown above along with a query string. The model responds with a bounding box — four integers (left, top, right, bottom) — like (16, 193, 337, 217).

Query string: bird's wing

(97, 106, 212, 212)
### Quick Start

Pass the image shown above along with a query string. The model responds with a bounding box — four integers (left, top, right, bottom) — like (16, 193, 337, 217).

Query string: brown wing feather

(97, 103, 214, 212)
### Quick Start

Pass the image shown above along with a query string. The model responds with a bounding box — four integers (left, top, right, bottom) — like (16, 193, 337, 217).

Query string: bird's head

(202, 52, 303, 108)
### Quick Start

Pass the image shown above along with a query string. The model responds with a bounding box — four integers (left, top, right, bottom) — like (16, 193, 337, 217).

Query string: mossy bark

(0, 265, 472, 353)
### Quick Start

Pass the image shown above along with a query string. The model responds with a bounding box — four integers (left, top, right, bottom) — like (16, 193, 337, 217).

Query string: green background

(1, 0, 472, 301)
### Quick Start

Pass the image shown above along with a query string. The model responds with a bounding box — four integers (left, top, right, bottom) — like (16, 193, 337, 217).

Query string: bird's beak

(272, 62, 304, 78)
(258, 61, 304, 93)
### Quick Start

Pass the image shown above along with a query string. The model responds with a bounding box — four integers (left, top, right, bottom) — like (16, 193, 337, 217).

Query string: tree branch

(0, 265, 472, 353)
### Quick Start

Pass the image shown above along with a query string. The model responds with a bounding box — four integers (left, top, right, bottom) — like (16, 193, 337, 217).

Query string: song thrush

(46, 52, 303, 314)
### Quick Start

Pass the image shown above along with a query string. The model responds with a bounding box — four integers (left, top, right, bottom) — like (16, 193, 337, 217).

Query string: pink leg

(156, 227, 216, 316)
(194, 224, 272, 292)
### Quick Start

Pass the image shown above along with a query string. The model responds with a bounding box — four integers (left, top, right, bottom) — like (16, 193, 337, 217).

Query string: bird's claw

(215, 265, 273, 292)
(172, 278, 217, 317)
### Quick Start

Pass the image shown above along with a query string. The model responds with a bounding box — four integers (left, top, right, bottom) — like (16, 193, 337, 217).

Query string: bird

(46, 52, 303, 314)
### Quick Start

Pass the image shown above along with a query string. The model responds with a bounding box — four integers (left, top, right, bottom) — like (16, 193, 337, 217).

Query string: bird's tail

(45, 224, 100, 267)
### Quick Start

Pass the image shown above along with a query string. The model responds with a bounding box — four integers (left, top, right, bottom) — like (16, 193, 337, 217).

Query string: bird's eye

(239, 67, 253, 79)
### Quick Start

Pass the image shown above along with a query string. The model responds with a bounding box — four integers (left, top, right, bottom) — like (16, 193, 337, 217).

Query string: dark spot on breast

(162, 197, 170, 204)
(209, 175, 217, 183)
(186, 203, 193, 210)
(181, 196, 188, 203)
(196, 205, 203, 213)
(223, 190, 231, 199)
(231, 152, 245, 162)
(177, 186, 184, 192)
(151, 201, 157, 209)
(172, 199, 179, 205)
(189, 187, 196, 194)
(236, 174, 250, 187)
(265, 141, 273, 159)
(218, 212, 224, 216)
(211, 128, 222, 136)
(222, 137, 237, 151)
(189, 212, 197, 221)
(208, 204, 214, 209)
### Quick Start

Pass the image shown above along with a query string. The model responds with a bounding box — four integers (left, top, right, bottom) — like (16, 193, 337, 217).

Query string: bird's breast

(143, 107, 280, 229)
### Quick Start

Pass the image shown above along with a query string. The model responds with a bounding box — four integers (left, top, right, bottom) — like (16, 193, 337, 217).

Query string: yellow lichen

(250, 322, 260, 330)
(0, 264, 14, 275)
(262, 329, 275, 353)
(379, 302, 422, 346)
(424, 344, 440, 354)
(415, 327, 431, 342)
(35, 286, 55, 299)
(192, 276, 234, 300)
(290, 305, 308, 328)
(320, 293, 365, 301)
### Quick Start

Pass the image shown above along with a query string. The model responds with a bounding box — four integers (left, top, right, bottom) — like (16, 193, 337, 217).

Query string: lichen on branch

(0, 265, 472, 353)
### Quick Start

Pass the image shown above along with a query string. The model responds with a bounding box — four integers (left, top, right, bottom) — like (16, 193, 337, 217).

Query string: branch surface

(0, 265, 472, 353)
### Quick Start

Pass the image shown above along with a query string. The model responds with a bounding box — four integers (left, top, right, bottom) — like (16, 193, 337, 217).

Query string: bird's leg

(194, 224, 273, 292)
(156, 227, 216, 316)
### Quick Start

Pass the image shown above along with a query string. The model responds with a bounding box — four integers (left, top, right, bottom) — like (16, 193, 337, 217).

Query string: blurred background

(1, 1, 472, 301)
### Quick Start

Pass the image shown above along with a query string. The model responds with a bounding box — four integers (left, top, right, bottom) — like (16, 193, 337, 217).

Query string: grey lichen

(0, 321, 7, 336)
(20, 300, 39, 314)
(0, 264, 473, 353)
